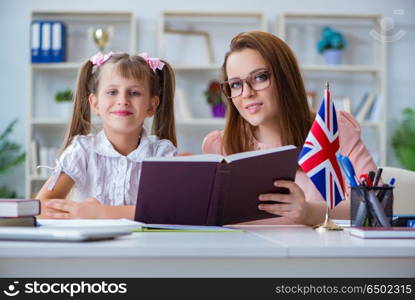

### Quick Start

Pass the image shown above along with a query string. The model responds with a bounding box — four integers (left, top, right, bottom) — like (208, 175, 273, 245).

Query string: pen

(367, 189, 391, 227)
(337, 154, 359, 187)
(381, 188, 393, 209)
(359, 173, 373, 187)
(368, 171, 376, 183)
(353, 192, 368, 227)
(373, 167, 383, 187)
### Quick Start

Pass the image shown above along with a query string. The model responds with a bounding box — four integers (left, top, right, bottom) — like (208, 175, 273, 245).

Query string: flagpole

(313, 205, 343, 232)
(313, 81, 344, 232)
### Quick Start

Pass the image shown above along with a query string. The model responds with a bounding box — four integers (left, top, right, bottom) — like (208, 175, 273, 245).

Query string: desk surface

(1, 225, 415, 277)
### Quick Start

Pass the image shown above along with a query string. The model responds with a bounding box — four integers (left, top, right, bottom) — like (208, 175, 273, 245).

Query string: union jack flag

(298, 84, 345, 209)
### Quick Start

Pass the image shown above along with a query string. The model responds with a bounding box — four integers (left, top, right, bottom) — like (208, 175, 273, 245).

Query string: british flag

(298, 85, 345, 209)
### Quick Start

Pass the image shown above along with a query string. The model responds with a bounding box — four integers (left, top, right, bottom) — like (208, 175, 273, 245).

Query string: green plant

(204, 81, 223, 106)
(54, 88, 73, 103)
(0, 119, 26, 198)
(392, 107, 415, 171)
(317, 27, 347, 54)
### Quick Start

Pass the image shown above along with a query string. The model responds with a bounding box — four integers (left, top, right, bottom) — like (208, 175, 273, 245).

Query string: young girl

(37, 52, 177, 219)
(202, 31, 377, 226)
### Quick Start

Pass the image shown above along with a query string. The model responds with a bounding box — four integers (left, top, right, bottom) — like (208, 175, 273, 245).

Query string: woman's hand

(44, 197, 103, 219)
(258, 180, 309, 224)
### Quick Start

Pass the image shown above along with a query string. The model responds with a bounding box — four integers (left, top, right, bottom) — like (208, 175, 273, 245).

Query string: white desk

(1, 226, 414, 277)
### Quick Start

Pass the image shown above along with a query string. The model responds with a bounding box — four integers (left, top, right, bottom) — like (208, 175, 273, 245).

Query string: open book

(135, 145, 299, 225)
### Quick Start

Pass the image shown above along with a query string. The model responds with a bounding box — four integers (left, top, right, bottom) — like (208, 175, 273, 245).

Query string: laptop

(0, 226, 132, 242)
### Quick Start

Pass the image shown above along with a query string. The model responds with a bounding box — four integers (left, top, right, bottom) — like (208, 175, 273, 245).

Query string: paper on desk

(37, 219, 242, 232)
(332, 219, 350, 227)
(37, 219, 143, 230)
(133, 223, 243, 232)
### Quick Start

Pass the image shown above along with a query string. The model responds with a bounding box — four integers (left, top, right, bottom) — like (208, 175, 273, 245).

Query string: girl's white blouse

(47, 128, 177, 206)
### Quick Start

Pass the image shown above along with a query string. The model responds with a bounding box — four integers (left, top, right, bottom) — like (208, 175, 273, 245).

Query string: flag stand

(313, 206, 343, 232)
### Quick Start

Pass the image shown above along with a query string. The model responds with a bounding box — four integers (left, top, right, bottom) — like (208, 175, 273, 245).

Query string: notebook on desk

(0, 226, 132, 242)
(350, 227, 415, 239)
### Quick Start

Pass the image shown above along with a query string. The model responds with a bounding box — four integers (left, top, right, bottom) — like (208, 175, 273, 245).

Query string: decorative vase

(211, 102, 226, 118)
(323, 49, 343, 65)
(59, 101, 73, 119)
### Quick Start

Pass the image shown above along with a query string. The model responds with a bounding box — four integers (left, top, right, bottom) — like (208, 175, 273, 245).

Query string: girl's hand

(258, 180, 309, 224)
(44, 198, 103, 219)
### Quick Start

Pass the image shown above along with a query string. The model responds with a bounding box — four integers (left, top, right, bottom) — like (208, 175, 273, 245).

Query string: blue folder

(40, 21, 52, 63)
(51, 21, 66, 62)
(30, 20, 42, 63)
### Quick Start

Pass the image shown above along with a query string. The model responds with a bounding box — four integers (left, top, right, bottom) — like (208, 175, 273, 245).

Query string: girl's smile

(111, 110, 133, 117)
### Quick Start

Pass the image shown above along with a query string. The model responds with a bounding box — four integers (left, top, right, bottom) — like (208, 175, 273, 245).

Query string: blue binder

(30, 20, 42, 63)
(40, 21, 52, 63)
(51, 21, 66, 62)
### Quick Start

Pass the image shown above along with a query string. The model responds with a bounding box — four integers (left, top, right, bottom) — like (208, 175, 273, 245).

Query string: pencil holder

(350, 186, 394, 227)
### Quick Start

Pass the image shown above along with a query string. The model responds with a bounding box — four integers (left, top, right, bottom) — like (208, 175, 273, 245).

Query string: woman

(202, 31, 376, 226)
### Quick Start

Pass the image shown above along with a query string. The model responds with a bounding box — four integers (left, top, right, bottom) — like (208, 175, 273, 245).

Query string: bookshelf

(277, 13, 387, 165)
(158, 11, 266, 154)
(26, 11, 136, 198)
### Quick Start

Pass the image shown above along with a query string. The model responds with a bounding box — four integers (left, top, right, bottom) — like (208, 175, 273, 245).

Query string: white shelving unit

(26, 11, 136, 198)
(277, 13, 387, 165)
(158, 11, 266, 154)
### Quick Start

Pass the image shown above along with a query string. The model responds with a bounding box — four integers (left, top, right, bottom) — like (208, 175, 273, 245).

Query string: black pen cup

(350, 186, 394, 227)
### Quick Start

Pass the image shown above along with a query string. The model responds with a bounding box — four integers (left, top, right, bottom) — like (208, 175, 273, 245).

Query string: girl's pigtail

(152, 61, 177, 147)
(60, 60, 94, 153)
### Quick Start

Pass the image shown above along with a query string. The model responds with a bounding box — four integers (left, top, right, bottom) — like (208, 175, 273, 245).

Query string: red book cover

(135, 146, 299, 225)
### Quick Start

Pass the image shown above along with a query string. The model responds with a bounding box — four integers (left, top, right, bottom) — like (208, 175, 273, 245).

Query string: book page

(225, 145, 297, 162)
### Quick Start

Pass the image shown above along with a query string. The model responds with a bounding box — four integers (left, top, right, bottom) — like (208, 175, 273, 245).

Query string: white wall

(0, 0, 414, 196)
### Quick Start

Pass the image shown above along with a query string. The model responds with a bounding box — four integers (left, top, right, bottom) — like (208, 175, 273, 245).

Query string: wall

(0, 0, 414, 196)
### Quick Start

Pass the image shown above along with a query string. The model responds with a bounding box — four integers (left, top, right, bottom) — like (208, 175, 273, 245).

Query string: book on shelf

(350, 227, 415, 239)
(355, 92, 376, 123)
(37, 146, 59, 177)
(0, 199, 41, 218)
(352, 92, 368, 116)
(0, 216, 37, 227)
(30, 140, 39, 176)
(175, 87, 192, 120)
(365, 95, 382, 122)
(135, 145, 300, 226)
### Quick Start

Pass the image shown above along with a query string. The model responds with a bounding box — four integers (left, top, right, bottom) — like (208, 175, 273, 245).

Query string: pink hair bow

(138, 52, 165, 72)
(90, 52, 113, 67)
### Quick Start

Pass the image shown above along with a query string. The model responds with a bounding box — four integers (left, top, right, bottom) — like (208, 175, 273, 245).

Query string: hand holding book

(258, 179, 308, 224)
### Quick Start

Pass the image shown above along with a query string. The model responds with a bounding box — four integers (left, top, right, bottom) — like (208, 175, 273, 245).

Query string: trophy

(91, 27, 113, 52)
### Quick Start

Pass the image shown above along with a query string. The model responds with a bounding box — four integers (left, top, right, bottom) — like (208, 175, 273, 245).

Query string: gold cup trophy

(91, 27, 113, 52)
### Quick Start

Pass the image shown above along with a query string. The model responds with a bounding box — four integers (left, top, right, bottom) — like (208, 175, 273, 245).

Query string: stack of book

(0, 199, 40, 227)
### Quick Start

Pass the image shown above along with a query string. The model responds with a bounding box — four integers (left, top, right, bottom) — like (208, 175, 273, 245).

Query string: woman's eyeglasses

(221, 69, 271, 99)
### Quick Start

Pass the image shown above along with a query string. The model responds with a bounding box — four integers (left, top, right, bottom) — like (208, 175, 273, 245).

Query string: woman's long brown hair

(221, 31, 313, 154)
(60, 52, 177, 153)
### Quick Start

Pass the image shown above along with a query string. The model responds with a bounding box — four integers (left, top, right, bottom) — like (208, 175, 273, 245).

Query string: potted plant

(392, 107, 415, 171)
(0, 119, 26, 198)
(54, 88, 73, 118)
(317, 27, 347, 65)
(204, 80, 226, 118)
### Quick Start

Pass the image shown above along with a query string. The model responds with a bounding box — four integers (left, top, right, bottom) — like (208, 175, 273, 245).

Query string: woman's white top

(48, 128, 177, 206)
